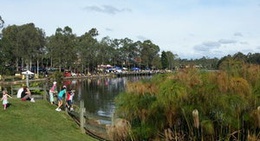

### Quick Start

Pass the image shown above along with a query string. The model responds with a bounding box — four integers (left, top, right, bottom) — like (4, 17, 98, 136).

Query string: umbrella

(21, 70, 34, 75)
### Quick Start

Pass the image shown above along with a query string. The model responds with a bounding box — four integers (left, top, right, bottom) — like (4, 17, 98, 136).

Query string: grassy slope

(0, 98, 98, 141)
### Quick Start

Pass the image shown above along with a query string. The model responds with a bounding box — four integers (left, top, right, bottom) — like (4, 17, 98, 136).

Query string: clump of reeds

(174, 68, 202, 88)
(106, 118, 131, 141)
(115, 64, 260, 140)
(126, 82, 158, 96)
(229, 77, 251, 98)
(216, 71, 229, 93)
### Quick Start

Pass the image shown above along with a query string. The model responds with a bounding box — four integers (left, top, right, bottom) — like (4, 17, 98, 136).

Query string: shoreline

(0, 73, 114, 85)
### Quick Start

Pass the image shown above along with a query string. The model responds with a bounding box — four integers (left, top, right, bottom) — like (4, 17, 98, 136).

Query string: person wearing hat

(49, 81, 57, 104)
(55, 85, 67, 111)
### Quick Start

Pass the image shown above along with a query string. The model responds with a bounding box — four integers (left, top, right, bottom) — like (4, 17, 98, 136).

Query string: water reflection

(68, 76, 152, 118)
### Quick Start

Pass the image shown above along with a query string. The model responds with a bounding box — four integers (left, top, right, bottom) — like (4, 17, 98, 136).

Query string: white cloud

(83, 5, 131, 15)
(218, 39, 237, 44)
(234, 32, 243, 37)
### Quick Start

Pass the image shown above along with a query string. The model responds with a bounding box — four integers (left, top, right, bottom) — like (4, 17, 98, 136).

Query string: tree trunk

(37, 59, 39, 75)
(16, 58, 19, 72)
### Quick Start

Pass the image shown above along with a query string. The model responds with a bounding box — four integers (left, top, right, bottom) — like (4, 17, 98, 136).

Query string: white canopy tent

(21, 70, 34, 75)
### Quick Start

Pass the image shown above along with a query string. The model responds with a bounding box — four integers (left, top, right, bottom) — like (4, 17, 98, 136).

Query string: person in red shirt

(66, 89, 75, 111)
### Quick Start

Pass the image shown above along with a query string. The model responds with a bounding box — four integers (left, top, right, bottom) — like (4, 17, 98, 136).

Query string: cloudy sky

(1, 0, 260, 59)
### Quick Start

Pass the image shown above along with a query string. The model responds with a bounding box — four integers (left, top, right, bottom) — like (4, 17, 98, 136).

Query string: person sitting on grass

(55, 85, 67, 112)
(21, 86, 35, 102)
(1, 90, 12, 110)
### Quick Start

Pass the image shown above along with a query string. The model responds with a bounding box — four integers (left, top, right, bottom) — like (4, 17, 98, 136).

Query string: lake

(64, 75, 152, 119)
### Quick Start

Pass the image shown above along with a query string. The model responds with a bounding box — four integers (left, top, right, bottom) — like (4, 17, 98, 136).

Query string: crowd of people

(1, 81, 75, 111)
(51, 81, 75, 112)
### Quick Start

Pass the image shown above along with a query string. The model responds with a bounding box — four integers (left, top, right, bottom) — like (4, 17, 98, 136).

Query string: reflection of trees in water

(79, 76, 151, 117)
(60, 76, 151, 117)
(81, 77, 126, 116)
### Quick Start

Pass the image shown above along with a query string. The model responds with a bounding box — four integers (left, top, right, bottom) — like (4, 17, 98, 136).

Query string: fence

(67, 100, 110, 140)
(45, 91, 111, 140)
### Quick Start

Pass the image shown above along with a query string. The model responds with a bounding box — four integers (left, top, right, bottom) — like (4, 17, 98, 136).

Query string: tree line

(0, 23, 175, 75)
(1, 21, 260, 75)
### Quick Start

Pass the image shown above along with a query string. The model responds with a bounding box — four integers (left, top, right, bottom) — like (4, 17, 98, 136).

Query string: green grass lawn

(0, 98, 98, 141)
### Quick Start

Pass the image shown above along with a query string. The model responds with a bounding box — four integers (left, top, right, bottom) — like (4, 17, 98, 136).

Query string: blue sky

(1, 0, 260, 59)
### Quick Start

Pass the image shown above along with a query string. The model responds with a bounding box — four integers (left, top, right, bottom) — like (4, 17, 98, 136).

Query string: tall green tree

(165, 51, 175, 70)
(161, 51, 168, 69)
(119, 38, 136, 68)
(1, 25, 20, 72)
(97, 36, 114, 66)
(77, 28, 99, 73)
(140, 40, 160, 69)
(1, 23, 45, 74)
(46, 26, 77, 71)
(21, 23, 45, 74)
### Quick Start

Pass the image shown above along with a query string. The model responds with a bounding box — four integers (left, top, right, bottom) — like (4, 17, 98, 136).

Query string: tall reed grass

(115, 64, 260, 140)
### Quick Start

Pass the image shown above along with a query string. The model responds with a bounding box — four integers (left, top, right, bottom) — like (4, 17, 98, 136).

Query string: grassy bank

(0, 98, 98, 141)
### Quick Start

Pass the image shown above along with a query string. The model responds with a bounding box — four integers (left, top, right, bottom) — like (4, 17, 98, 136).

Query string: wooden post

(26, 69, 29, 87)
(80, 100, 85, 133)
(43, 83, 47, 100)
(11, 84, 13, 96)
(112, 111, 116, 126)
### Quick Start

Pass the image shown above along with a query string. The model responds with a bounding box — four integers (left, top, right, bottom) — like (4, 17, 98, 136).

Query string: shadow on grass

(6, 103, 12, 109)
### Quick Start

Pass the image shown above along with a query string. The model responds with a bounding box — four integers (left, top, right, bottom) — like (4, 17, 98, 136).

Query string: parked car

(131, 67, 141, 71)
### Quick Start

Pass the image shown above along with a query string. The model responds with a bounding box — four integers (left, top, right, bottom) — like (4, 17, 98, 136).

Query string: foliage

(140, 40, 160, 69)
(48, 71, 63, 85)
(161, 51, 168, 69)
(46, 26, 77, 71)
(115, 64, 260, 140)
(1, 23, 170, 75)
(1, 23, 45, 75)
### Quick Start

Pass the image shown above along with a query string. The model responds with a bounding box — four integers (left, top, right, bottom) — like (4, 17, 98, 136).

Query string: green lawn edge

(0, 98, 98, 141)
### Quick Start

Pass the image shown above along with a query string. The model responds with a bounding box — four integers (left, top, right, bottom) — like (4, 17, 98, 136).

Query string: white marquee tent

(21, 70, 34, 75)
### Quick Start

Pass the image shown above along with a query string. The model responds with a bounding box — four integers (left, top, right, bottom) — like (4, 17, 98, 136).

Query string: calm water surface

(67, 76, 152, 118)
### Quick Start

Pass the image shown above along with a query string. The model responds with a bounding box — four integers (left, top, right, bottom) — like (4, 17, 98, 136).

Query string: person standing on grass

(66, 89, 75, 111)
(49, 81, 57, 104)
(1, 90, 12, 110)
(55, 85, 67, 112)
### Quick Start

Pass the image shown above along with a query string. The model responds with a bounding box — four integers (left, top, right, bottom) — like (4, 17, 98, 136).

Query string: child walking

(1, 90, 12, 110)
